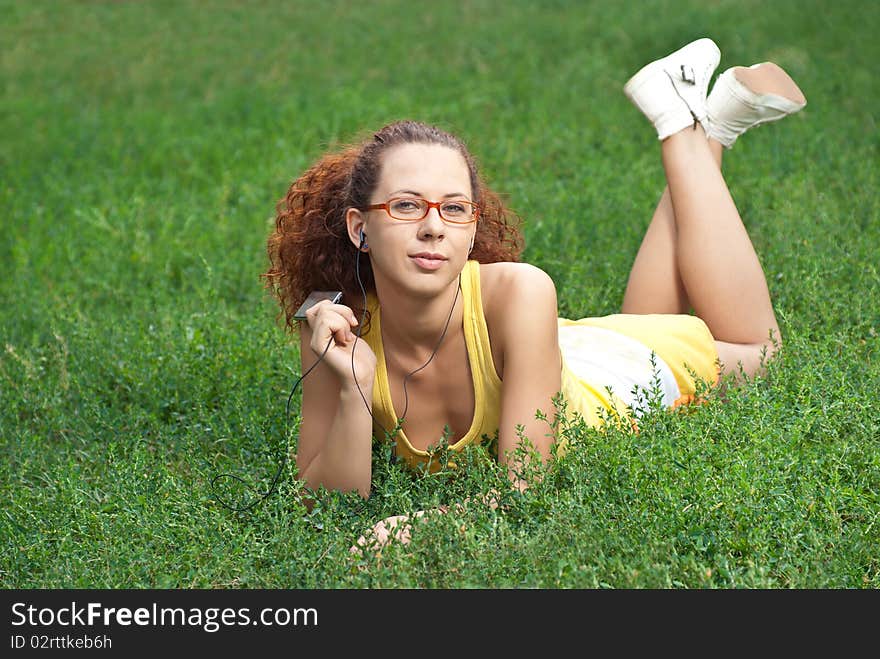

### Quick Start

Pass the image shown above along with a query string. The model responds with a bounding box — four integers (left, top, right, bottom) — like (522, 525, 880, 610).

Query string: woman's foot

(624, 38, 721, 140)
(706, 62, 807, 148)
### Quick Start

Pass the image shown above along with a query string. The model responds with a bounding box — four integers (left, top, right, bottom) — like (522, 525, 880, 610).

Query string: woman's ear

(345, 208, 367, 251)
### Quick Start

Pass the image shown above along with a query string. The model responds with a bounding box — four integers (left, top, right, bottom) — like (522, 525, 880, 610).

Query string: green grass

(2, 0, 878, 588)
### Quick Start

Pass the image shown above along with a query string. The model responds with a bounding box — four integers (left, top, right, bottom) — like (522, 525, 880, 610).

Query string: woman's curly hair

(264, 120, 524, 333)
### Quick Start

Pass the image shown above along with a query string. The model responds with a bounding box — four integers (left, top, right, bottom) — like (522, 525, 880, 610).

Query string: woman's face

(350, 142, 476, 300)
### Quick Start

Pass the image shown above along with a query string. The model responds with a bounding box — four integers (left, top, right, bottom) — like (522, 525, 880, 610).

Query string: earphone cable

(352, 248, 384, 432)
(399, 279, 460, 420)
(352, 248, 461, 436)
(210, 335, 333, 512)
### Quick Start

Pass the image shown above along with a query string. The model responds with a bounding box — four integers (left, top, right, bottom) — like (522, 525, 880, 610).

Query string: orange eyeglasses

(364, 197, 480, 224)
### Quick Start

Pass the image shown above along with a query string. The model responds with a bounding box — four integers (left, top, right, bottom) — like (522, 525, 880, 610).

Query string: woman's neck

(374, 274, 463, 360)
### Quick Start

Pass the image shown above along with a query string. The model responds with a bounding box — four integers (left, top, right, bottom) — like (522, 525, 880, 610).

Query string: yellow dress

(362, 261, 719, 471)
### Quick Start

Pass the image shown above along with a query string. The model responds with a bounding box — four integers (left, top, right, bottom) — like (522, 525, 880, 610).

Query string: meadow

(2, 0, 878, 588)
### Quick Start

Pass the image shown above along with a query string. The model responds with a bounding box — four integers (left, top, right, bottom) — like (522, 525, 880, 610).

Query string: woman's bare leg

(621, 131, 780, 378)
(660, 126, 780, 377)
(621, 142, 724, 315)
(620, 187, 687, 314)
(621, 133, 724, 314)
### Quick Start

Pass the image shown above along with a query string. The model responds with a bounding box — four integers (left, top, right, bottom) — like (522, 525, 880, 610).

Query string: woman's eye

(443, 202, 468, 217)
(391, 199, 420, 212)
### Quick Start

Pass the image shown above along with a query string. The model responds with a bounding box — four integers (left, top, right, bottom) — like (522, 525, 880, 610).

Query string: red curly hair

(264, 120, 524, 333)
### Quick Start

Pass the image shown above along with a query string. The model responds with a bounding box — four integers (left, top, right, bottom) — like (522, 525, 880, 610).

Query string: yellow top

(363, 260, 502, 472)
(362, 260, 719, 472)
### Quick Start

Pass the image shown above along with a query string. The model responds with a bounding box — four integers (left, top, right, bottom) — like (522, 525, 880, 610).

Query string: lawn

(2, 0, 878, 588)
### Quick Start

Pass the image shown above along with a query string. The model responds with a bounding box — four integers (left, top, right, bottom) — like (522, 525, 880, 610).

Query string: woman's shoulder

(478, 261, 558, 327)
(478, 261, 556, 300)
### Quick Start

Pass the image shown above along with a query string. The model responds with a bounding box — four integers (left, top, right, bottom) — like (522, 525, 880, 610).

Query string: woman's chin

(377, 264, 464, 301)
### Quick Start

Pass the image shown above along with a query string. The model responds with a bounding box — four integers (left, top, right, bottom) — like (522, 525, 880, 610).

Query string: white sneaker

(707, 62, 807, 148)
(624, 38, 721, 140)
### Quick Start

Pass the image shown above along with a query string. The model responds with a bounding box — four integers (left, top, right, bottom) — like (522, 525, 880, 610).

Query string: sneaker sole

(735, 62, 807, 106)
(713, 67, 806, 115)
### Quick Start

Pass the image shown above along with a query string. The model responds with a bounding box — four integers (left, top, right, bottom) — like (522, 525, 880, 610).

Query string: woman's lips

(410, 254, 446, 271)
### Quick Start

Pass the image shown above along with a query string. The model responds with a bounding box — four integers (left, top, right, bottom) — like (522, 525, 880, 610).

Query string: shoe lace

(664, 67, 700, 129)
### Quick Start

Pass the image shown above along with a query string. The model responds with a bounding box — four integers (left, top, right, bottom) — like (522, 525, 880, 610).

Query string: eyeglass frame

(363, 197, 481, 224)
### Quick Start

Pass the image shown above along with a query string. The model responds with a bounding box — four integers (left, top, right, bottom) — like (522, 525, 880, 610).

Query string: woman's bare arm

(295, 302, 377, 503)
(488, 263, 562, 485)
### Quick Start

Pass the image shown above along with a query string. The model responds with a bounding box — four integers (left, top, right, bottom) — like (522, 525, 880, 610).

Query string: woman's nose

(419, 207, 446, 238)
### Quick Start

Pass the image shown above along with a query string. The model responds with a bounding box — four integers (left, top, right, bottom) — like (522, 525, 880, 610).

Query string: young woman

(265, 38, 806, 526)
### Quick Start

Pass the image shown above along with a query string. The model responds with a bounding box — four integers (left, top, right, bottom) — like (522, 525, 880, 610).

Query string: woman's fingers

(301, 302, 376, 388)
(308, 301, 359, 328)
(350, 515, 413, 555)
(306, 301, 360, 352)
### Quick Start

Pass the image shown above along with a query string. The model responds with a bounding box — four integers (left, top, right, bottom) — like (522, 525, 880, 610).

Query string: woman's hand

(304, 300, 376, 389)
(350, 513, 419, 556)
